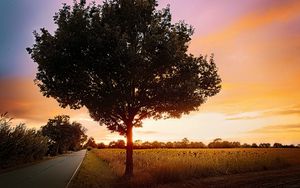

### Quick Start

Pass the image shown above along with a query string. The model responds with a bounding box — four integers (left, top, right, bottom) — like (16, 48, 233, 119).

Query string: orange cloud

(0, 77, 84, 124)
(202, 0, 300, 43)
(201, 80, 300, 115)
(226, 105, 300, 120)
(249, 124, 300, 134)
(135, 130, 160, 135)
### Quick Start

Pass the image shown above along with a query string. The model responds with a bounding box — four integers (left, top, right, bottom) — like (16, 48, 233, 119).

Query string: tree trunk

(56, 143, 60, 155)
(124, 124, 133, 177)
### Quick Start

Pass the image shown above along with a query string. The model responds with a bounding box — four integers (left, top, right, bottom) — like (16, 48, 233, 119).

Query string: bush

(87, 146, 92, 151)
(0, 113, 48, 168)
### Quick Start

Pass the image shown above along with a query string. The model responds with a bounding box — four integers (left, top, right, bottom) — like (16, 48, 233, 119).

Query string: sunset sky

(1, 0, 300, 145)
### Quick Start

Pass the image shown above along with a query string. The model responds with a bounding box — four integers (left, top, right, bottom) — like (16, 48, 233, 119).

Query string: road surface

(0, 150, 86, 188)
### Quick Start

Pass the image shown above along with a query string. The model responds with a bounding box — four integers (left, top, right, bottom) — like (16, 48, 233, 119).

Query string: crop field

(93, 148, 300, 187)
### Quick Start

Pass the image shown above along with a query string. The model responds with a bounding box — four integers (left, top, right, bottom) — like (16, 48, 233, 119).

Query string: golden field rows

(94, 148, 300, 187)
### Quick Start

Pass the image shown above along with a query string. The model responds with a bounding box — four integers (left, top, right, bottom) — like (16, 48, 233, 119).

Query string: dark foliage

(208, 138, 241, 148)
(0, 113, 48, 169)
(41, 115, 87, 155)
(109, 139, 126, 148)
(27, 0, 221, 176)
(132, 138, 206, 149)
(251, 143, 258, 148)
(259, 143, 271, 148)
(97, 142, 106, 149)
(84, 137, 98, 148)
(273, 143, 283, 148)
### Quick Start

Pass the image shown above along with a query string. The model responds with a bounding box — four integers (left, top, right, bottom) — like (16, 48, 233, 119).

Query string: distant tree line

(85, 137, 299, 149)
(206, 138, 297, 148)
(0, 113, 87, 169)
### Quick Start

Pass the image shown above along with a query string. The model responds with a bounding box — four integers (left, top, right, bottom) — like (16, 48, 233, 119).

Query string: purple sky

(1, 0, 300, 144)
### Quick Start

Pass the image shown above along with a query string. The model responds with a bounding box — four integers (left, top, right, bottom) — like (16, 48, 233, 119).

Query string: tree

(208, 139, 240, 148)
(232, 141, 241, 148)
(165, 141, 174, 148)
(151, 141, 161, 148)
(27, 0, 221, 177)
(273, 143, 283, 148)
(41, 115, 87, 155)
(242, 143, 251, 148)
(109, 139, 126, 148)
(134, 140, 143, 149)
(251, 143, 258, 148)
(85, 137, 98, 148)
(97, 142, 106, 149)
(141, 141, 152, 149)
(259, 143, 271, 148)
(116, 139, 126, 148)
(213, 138, 222, 142)
(190, 141, 206, 148)
(181, 138, 190, 147)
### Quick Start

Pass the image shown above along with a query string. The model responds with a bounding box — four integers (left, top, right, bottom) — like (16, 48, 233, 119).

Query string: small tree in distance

(27, 0, 221, 177)
(41, 115, 87, 155)
(85, 137, 98, 149)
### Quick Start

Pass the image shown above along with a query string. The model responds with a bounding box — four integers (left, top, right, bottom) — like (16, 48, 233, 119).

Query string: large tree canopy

(27, 0, 221, 176)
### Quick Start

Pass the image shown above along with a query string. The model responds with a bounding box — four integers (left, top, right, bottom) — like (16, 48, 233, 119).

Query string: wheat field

(93, 148, 298, 187)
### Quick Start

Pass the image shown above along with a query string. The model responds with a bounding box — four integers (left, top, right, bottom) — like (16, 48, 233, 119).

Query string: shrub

(0, 113, 48, 168)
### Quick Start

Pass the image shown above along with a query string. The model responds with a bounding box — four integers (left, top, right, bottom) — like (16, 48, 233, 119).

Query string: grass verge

(69, 149, 119, 188)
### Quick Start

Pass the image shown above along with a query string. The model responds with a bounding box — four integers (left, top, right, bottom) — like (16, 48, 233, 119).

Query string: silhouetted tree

(189, 141, 206, 148)
(27, 0, 221, 177)
(108, 141, 117, 148)
(85, 137, 98, 148)
(181, 138, 190, 148)
(109, 139, 126, 148)
(241, 143, 251, 148)
(208, 138, 240, 148)
(283, 144, 296, 148)
(259, 143, 271, 148)
(41, 115, 87, 155)
(69, 121, 88, 150)
(165, 141, 174, 148)
(151, 141, 162, 148)
(213, 138, 222, 142)
(273, 143, 283, 148)
(232, 141, 241, 148)
(117, 140, 126, 148)
(97, 142, 106, 149)
(133, 140, 143, 149)
(142, 141, 152, 149)
(251, 143, 258, 148)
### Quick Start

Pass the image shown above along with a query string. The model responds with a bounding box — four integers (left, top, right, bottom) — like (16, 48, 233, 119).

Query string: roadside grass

(69, 149, 119, 188)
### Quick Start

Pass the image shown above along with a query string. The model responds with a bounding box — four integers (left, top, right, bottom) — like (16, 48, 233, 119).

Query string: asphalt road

(0, 150, 86, 188)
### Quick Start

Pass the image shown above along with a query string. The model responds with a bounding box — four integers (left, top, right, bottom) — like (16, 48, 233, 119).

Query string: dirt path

(159, 166, 300, 188)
